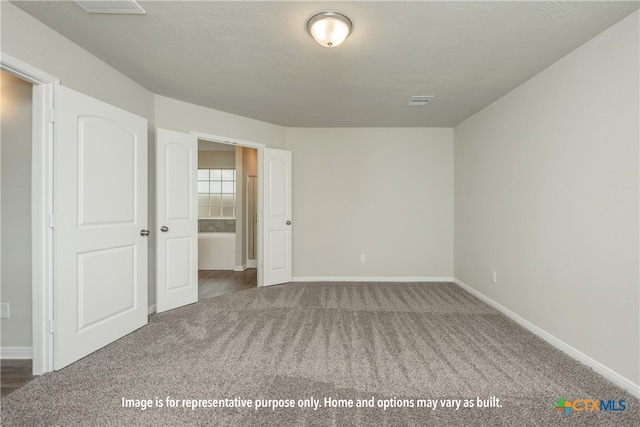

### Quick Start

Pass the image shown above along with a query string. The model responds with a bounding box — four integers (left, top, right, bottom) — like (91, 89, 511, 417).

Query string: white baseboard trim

(234, 264, 247, 272)
(453, 278, 640, 399)
(1, 346, 33, 359)
(247, 259, 257, 268)
(148, 304, 156, 315)
(292, 276, 454, 283)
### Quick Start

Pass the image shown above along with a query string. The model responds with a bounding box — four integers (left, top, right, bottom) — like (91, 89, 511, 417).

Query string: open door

(54, 86, 148, 370)
(263, 148, 292, 286)
(155, 128, 198, 313)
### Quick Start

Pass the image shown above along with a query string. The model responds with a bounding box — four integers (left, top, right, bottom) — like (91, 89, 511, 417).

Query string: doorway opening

(1, 54, 58, 375)
(196, 139, 258, 299)
(1, 71, 34, 361)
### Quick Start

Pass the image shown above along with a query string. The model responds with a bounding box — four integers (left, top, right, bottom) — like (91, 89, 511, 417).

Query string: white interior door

(54, 86, 148, 370)
(263, 148, 292, 286)
(156, 128, 198, 313)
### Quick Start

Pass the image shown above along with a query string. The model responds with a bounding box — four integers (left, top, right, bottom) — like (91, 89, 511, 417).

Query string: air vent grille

(408, 96, 434, 106)
(74, 1, 145, 14)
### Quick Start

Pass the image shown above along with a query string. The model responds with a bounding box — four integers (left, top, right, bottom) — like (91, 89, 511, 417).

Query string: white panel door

(263, 148, 292, 286)
(156, 128, 198, 313)
(55, 86, 148, 370)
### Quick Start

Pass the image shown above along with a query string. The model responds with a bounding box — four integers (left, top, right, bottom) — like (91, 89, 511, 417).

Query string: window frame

(197, 168, 236, 219)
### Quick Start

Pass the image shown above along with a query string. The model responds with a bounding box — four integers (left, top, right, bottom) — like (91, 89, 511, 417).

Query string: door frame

(245, 174, 258, 269)
(191, 132, 266, 287)
(1, 53, 58, 375)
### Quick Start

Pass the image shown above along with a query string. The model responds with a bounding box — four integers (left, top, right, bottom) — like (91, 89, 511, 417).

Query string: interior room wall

(154, 95, 286, 149)
(454, 11, 639, 386)
(285, 127, 454, 279)
(242, 148, 258, 178)
(198, 151, 235, 169)
(1, 71, 33, 350)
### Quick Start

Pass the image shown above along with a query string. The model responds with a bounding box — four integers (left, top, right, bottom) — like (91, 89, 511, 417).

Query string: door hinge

(49, 214, 55, 228)
(49, 108, 56, 123)
(49, 319, 55, 334)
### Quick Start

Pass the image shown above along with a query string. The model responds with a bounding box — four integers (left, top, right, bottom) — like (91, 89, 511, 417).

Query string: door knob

(160, 226, 169, 232)
(140, 229, 150, 237)
(286, 220, 292, 225)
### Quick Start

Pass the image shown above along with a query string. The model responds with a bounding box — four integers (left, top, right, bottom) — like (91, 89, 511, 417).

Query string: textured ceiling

(11, 1, 640, 127)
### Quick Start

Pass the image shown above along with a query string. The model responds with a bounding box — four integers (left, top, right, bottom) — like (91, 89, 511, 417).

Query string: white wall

(198, 151, 235, 169)
(285, 128, 454, 279)
(454, 11, 639, 387)
(1, 71, 33, 348)
(155, 95, 285, 149)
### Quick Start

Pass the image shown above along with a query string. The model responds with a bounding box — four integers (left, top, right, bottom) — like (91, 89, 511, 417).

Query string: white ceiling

(12, 1, 639, 127)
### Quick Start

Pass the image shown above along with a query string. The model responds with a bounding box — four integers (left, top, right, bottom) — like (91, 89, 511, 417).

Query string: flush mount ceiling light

(306, 12, 353, 48)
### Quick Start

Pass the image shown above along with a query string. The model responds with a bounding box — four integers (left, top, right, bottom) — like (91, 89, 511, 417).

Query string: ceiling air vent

(407, 96, 434, 106)
(73, 1, 145, 14)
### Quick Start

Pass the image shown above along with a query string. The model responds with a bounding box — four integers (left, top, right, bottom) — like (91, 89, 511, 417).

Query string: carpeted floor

(1, 282, 638, 426)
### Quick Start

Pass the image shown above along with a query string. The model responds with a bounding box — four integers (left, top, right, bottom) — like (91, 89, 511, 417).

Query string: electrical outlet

(491, 271, 497, 284)
(0, 303, 9, 319)
(360, 254, 366, 263)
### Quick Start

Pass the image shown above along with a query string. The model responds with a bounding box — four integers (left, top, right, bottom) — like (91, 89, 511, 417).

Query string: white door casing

(155, 128, 198, 313)
(54, 86, 148, 370)
(1, 52, 59, 374)
(263, 148, 292, 286)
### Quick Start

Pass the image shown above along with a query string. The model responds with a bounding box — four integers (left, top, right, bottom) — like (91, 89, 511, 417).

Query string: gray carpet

(1, 282, 638, 426)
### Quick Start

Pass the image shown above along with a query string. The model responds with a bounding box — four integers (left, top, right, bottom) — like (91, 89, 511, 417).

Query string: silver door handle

(286, 220, 292, 225)
(161, 226, 169, 232)
(140, 229, 150, 237)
